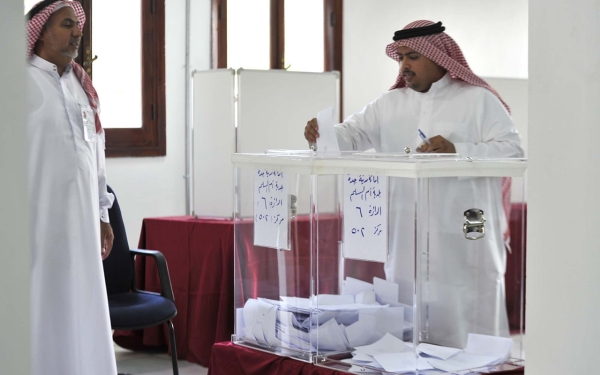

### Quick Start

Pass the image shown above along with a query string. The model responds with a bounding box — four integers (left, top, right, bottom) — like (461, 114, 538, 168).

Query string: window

(213, 0, 342, 115)
(92, 1, 142, 129)
(284, 0, 324, 72)
(227, 0, 270, 70)
(79, 0, 166, 157)
(212, 0, 343, 74)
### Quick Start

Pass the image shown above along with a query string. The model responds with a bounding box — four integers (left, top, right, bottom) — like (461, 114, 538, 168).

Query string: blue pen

(418, 129, 431, 145)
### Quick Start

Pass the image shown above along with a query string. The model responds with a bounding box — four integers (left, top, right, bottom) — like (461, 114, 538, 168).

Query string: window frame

(324, 0, 343, 117)
(78, 0, 166, 157)
(212, 0, 343, 85)
(270, 0, 284, 69)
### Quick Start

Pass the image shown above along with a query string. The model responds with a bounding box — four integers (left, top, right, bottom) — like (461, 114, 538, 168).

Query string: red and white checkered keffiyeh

(27, 0, 103, 134)
(387, 20, 513, 243)
(385, 20, 510, 113)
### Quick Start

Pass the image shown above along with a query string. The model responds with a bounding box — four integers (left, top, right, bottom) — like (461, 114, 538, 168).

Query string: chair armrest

(130, 249, 175, 302)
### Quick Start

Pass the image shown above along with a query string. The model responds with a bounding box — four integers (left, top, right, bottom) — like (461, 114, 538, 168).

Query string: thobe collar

(29, 54, 73, 76)
(413, 72, 452, 96)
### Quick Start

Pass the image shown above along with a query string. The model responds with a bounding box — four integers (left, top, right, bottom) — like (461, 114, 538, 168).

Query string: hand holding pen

(418, 129, 431, 145)
(416, 129, 456, 153)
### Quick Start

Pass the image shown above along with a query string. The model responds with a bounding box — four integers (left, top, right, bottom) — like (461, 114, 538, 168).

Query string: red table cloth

(113, 217, 235, 366)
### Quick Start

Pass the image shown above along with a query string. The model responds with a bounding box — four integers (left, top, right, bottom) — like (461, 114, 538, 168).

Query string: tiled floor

(115, 344, 208, 375)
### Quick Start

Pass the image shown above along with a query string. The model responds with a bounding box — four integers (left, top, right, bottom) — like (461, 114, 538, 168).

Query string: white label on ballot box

(253, 168, 290, 250)
(343, 174, 388, 262)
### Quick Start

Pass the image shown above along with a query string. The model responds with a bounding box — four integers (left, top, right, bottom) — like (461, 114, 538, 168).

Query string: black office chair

(103, 185, 179, 375)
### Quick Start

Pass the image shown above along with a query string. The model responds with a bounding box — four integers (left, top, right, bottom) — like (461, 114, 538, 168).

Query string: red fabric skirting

(113, 217, 235, 367)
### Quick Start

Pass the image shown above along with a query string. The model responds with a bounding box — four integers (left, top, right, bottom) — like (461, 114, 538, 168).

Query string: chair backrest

(103, 185, 135, 296)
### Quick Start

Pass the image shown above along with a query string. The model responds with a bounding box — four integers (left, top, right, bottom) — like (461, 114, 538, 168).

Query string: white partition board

(237, 69, 340, 152)
(192, 69, 235, 217)
(236, 69, 340, 217)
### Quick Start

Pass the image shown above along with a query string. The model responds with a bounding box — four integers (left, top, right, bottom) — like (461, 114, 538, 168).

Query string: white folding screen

(236, 69, 340, 153)
(192, 69, 236, 217)
(192, 69, 340, 218)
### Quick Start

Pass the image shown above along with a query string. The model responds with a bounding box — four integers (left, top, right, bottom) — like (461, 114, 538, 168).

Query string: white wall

(527, 1, 600, 373)
(343, 0, 528, 119)
(0, 2, 30, 374)
(106, 0, 211, 246)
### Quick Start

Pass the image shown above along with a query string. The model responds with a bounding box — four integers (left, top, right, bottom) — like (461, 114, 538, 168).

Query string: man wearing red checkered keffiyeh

(305, 21, 523, 349)
(25, 1, 116, 374)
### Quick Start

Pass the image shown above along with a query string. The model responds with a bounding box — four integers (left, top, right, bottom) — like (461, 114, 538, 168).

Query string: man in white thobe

(305, 21, 524, 348)
(26, 1, 117, 374)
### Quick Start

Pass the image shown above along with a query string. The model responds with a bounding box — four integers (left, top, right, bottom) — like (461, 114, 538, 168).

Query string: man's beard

(62, 48, 78, 59)
(46, 29, 79, 59)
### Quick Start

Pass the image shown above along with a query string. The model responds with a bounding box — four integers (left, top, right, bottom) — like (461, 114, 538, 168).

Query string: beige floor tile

(115, 343, 208, 375)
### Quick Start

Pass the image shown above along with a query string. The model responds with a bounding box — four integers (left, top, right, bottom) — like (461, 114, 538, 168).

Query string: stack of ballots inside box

(239, 277, 410, 352)
(238, 276, 513, 373)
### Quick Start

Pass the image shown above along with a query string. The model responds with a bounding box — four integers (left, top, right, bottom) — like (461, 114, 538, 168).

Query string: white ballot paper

(235, 307, 245, 338)
(373, 277, 399, 305)
(373, 352, 434, 373)
(241, 293, 411, 355)
(346, 306, 405, 347)
(243, 298, 279, 346)
(253, 168, 290, 250)
(346, 313, 380, 347)
(427, 352, 499, 372)
(312, 294, 355, 306)
(342, 352, 385, 371)
(315, 106, 340, 153)
(355, 290, 377, 304)
(354, 333, 412, 356)
(463, 333, 513, 365)
(278, 296, 311, 310)
(418, 343, 462, 360)
(351, 352, 378, 362)
(277, 310, 309, 344)
(342, 277, 374, 296)
(310, 318, 347, 351)
(343, 175, 388, 262)
(427, 333, 513, 372)
(346, 365, 381, 373)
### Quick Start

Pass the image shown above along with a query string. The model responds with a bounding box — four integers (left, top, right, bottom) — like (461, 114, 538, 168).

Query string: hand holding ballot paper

(304, 107, 340, 153)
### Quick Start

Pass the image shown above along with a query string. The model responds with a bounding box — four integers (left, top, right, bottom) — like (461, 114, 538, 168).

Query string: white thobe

(334, 73, 523, 348)
(26, 55, 117, 375)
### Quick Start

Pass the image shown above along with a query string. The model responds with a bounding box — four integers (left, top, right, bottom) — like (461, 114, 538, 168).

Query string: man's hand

(417, 135, 456, 153)
(100, 221, 114, 260)
(304, 118, 320, 143)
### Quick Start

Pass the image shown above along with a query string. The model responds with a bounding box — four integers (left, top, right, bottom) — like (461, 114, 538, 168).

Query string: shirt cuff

(100, 207, 110, 223)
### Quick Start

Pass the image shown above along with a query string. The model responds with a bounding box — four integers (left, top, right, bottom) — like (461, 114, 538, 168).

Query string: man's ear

(38, 25, 49, 42)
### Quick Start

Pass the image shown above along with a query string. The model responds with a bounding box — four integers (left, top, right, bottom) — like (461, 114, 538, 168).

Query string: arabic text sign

(343, 174, 388, 262)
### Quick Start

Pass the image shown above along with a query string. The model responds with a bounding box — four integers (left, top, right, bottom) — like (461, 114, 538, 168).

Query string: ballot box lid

(232, 151, 527, 178)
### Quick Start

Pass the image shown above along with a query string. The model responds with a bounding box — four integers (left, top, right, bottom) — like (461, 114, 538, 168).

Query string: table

(114, 204, 526, 367)
(113, 217, 235, 367)
(207, 342, 525, 375)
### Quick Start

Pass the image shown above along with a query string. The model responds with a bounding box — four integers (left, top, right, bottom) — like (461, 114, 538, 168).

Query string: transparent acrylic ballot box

(232, 151, 527, 374)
